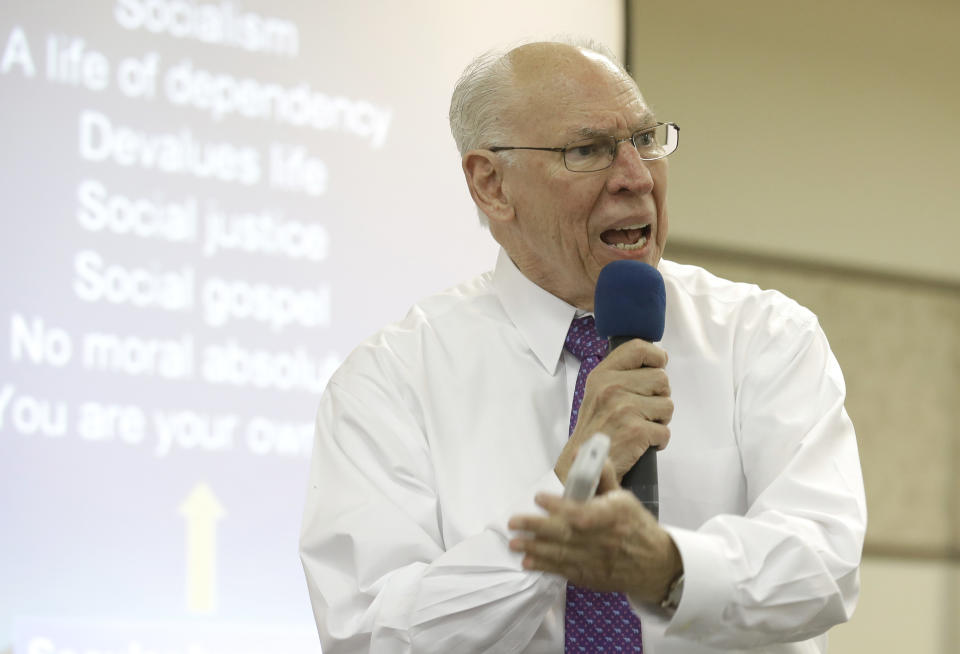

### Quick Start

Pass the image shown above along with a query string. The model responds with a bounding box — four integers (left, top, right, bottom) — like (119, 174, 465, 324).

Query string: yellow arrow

(179, 482, 225, 614)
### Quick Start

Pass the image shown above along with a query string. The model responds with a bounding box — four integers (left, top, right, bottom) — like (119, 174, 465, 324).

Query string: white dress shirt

(300, 249, 867, 653)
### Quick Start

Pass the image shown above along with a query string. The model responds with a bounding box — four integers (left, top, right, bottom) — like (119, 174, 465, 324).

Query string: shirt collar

(492, 248, 579, 374)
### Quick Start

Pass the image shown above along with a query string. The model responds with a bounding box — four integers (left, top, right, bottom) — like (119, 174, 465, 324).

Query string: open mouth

(600, 223, 651, 251)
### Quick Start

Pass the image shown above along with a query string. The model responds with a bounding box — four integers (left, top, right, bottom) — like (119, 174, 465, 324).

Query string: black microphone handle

(621, 449, 659, 521)
(609, 335, 660, 521)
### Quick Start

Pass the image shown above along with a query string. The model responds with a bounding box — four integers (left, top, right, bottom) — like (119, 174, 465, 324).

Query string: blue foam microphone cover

(594, 261, 666, 344)
(593, 260, 666, 519)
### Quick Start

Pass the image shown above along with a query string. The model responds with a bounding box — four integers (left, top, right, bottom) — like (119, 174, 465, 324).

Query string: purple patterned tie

(564, 315, 643, 652)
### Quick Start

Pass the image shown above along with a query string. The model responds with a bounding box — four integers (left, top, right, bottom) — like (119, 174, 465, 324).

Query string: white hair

(448, 37, 629, 226)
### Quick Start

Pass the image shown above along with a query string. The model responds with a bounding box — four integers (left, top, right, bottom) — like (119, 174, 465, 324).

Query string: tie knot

(565, 315, 608, 362)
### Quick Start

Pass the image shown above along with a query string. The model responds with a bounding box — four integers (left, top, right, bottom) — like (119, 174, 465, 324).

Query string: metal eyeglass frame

(488, 122, 679, 172)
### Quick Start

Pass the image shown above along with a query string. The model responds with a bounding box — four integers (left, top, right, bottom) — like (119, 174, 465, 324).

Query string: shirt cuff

(657, 525, 734, 636)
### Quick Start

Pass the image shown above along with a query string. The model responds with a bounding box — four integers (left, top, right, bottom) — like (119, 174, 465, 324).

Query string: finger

(569, 489, 636, 530)
(642, 396, 675, 425)
(611, 367, 672, 397)
(586, 370, 670, 403)
(534, 491, 582, 517)
(508, 513, 551, 533)
(575, 396, 672, 446)
(511, 528, 599, 565)
(535, 494, 602, 533)
(607, 396, 673, 426)
(509, 513, 575, 544)
(603, 419, 671, 476)
(520, 549, 597, 589)
(520, 551, 567, 576)
(510, 535, 570, 561)
(644, 421, 671, 449)
(600, 339, 668, 370)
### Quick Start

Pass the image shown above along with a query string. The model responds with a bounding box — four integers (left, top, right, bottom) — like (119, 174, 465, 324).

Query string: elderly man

(300, 40, 866, 653)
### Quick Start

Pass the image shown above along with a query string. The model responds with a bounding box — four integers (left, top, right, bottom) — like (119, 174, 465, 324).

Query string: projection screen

(0, 1, 623, 652)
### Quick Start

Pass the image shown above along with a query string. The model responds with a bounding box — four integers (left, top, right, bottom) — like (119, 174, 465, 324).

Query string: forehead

(507, 46, 652, 139)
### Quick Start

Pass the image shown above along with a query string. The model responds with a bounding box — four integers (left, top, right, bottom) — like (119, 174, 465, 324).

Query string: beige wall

(628, 1, 960, 651)
(628, 0, 960, 283)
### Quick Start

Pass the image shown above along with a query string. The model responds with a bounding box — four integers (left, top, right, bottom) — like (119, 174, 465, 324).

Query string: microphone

(594, 260, 666, 520)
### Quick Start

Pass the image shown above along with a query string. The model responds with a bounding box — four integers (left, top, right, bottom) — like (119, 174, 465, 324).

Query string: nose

(605, 138, 655, 194)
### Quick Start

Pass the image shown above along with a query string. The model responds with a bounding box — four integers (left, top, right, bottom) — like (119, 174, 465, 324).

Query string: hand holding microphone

(559, 260, 671, 519)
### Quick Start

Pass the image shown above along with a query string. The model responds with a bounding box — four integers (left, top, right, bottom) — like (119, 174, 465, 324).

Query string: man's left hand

(507, 463, 682, 604)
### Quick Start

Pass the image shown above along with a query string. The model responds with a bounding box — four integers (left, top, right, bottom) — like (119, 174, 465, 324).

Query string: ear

(462, 150, 514, 224)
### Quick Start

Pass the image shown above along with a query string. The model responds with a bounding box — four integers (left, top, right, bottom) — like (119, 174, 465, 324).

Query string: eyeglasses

(488, 122, 679, 172)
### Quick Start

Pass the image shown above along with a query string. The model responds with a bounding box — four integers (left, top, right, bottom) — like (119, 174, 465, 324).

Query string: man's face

(492, 47, 669, 310)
